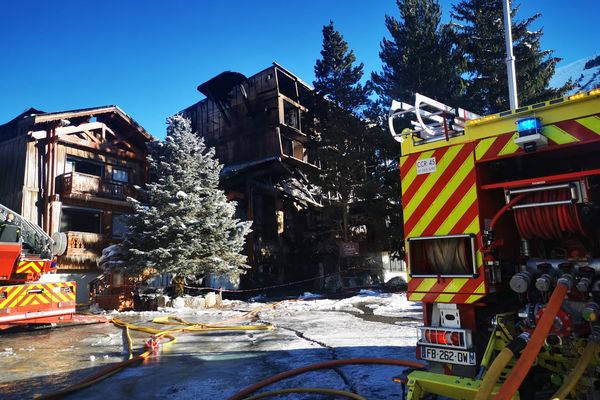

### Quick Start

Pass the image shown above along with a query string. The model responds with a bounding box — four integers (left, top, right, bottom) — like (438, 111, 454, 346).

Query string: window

(282, 138, 293, 156)
(112, 214, 129, 238)
(112, 168, 129, 183)
(283, 101, 299, 129)
(60, 207, 102, 233)
(66, 157, 103, 177)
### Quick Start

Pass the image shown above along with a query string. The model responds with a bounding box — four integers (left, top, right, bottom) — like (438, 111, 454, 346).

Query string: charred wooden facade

(182, 63, 325, 288)
(0, 106, 151, 275)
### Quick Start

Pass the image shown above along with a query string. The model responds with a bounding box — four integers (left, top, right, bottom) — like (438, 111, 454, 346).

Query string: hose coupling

(582, 302, 600, 323)
(557, 274, 573, 291)
(510, 272, 532, 294)
(536, 274, 553, 292)
(589, 325, 600, 342)
(576, 277, 592, 293)
(507, 332, 531, 354)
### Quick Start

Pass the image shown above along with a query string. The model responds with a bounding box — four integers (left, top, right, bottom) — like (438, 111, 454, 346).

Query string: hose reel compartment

(407, 234, 478, 277)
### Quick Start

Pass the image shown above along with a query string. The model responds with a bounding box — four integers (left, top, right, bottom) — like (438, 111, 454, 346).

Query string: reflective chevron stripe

(475, 113, 600, 161)
(16, 261, 44, 274)
(401, 143, 486, 304)
(0, 282, 76, 309)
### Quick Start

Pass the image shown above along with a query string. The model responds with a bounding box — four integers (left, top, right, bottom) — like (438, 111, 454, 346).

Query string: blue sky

(1, 1, 598, 138)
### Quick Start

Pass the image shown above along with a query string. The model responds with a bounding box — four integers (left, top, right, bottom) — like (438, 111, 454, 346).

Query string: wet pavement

(0, 294, 420, 399)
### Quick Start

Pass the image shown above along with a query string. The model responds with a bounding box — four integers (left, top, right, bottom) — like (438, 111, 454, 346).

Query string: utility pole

(503, 0, 519, 109)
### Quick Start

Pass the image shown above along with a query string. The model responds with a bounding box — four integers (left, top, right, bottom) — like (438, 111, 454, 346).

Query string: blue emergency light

(516, 117, 542, 136)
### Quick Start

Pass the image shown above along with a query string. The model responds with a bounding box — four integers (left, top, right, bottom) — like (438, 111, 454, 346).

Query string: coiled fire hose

(474, 333, 530, 400)
(494, 277, 571, 400)
(551, 332, 599, 400)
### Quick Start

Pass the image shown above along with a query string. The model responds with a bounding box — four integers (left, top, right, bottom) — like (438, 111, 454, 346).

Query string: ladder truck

(389, 89, 600, 399)
(0, 204, 75, 330)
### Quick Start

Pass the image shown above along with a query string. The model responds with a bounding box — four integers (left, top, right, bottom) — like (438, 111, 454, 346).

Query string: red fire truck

(0, 204, 75, 330)
(389, 89, 600, 399)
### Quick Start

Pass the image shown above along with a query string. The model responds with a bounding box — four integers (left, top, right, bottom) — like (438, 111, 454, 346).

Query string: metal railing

(0, 203, 53, 258)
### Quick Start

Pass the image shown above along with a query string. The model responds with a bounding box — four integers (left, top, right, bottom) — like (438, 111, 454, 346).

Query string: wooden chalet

(181, 63, 326, 288)
(0, 106, 151, 299)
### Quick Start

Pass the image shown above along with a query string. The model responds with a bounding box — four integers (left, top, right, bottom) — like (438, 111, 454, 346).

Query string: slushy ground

(0, 291, 422, 399)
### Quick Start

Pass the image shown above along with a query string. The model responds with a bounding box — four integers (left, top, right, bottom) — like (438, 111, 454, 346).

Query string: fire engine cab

(0, 204, 75, 330)
(389, 89, 600, 399)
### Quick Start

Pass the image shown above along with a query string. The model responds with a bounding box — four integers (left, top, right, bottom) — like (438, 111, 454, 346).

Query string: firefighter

(0, 213, 20, 242)
(4, 213, 15, 225)
(170, 275, 185, 298)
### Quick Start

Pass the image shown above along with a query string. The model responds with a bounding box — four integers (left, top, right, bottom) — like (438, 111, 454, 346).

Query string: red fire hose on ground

(226, 358, 426, 400)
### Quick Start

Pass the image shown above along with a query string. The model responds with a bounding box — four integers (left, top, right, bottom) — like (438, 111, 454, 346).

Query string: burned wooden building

(181, 63, 328, 288)
(0, 106, 151, 301)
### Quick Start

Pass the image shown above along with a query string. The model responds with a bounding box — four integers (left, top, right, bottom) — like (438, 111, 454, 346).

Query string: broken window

(283, 101, 299, 129)
(66, 156, 103, 177)
(276, 69, 298, 100)
(60, 207, 102, 233)
(282, 137, 293, 157)
(293, 141, 305, 161)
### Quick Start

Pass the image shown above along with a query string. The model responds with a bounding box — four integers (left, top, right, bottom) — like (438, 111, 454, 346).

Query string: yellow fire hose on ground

(35, 304, 276, 400)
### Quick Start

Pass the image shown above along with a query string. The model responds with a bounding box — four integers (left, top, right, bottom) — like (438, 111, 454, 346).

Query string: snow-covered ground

(0, 291, 421, 399)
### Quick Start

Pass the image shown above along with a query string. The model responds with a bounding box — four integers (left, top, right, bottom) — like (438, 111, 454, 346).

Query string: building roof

(0, 105, 153, 143)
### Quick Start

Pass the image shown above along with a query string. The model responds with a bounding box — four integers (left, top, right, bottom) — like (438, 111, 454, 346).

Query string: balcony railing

(60, 172, 135, 200)
(63, 231, 114, 262)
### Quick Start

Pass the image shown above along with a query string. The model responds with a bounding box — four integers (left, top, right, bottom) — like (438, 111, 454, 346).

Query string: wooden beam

(81, 130, 103, 145)
(31, 122, 110, 139)
(58, 135, 145, 161)
(33, 107, 118, 124)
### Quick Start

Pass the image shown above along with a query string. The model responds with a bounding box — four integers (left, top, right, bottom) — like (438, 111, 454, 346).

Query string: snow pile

(0, 348, 14, 358)
(277, 290, 421, 317)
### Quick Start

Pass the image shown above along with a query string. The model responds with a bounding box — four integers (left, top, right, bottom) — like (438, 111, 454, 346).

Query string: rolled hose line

(226, 358, 426, 400)
(551, 339, 599, 400)
(244, 387, 367, 400)
(494, 280, 570, 400)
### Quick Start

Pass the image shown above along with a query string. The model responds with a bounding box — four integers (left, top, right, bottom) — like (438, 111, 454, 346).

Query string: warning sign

(339, 242, 360, 257)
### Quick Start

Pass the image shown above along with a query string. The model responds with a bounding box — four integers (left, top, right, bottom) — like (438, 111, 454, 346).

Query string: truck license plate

(420, 346, 476, 366)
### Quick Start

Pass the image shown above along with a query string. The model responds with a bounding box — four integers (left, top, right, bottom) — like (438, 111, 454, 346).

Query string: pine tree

(312, 21, 372, 243)
(371, 0, 464, 106)
(452, 0, 570, 114)
(100, 115, 252, 278)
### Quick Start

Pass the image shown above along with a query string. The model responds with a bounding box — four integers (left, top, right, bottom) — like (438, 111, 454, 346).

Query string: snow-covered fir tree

(100, 115, 251, 278)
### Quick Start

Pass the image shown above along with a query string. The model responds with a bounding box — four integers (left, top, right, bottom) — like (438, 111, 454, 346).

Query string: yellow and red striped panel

(15, 260, 45, 274)
(0, 282, 76, 309)
(407, 261, 486, 304)
(475, 113, 600, 161)
(400, 143, 480, 239)
(400, 142, 486, 304)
